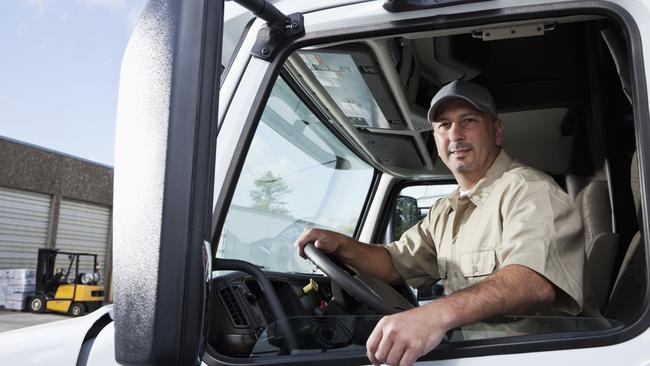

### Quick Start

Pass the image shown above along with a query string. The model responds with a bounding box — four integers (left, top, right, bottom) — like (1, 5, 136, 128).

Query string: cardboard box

(8, 269, 36, 280)
(0, 269, 10, 279)
(8, 277, 36, 286)
(0, 280, 8, 308)
(8, 268, 36, 280)
(7, 284, 35, 294)
(4, 299, 25, 311)
(0, 283, 7, 298)
(6, 292, 32, 302)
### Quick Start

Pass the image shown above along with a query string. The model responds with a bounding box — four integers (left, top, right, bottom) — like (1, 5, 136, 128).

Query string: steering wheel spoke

(304, 242, 415, 314)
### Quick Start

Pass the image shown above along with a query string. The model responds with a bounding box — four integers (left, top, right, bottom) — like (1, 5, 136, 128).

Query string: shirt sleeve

(384, 203, 442, 288)
(498, 174, 585, 315)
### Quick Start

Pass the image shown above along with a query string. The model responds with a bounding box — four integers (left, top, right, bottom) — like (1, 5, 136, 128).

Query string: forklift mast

(35, 249, 58, 294)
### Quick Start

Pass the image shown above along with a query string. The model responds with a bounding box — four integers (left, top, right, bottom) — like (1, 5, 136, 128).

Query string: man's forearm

(337, 241, 403, 284)
(426, 264, 556, 331)
(296, 228, 403, 284)
(365, 264, 556, 366)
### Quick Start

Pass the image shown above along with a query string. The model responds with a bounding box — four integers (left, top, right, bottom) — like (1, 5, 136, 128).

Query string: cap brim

(427, 95, 485, 122)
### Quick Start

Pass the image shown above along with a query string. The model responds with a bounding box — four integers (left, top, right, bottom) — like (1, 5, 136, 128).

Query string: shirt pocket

(460, 249, 496, 278)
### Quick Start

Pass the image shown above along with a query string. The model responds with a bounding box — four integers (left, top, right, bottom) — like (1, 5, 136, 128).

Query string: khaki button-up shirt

(386, 150, 585, 315)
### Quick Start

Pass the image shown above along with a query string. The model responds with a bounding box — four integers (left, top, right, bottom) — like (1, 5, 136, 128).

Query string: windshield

(216, 76, 375, 273)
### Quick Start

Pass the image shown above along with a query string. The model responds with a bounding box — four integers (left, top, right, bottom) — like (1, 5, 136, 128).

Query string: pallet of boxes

(1, 269, 36, 311)
(0, 269, 8, 309)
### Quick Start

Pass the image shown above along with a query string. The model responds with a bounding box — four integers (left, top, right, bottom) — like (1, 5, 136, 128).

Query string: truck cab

(2, 0, 650, 365)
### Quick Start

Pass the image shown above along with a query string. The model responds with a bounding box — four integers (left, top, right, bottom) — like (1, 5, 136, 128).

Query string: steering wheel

(303, 242, 415, 315)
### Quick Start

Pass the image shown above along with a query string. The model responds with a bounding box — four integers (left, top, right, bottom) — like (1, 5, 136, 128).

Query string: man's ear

(494, 118, 504, 146)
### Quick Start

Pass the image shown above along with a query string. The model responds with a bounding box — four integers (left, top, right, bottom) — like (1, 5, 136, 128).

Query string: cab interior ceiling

(285, 15, 633, 189)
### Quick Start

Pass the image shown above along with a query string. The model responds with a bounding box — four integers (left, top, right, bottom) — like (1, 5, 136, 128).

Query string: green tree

(250, 171, 292, 216)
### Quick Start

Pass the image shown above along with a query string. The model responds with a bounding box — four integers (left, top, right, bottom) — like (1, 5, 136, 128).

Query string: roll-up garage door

(0, 187, 51, 269)
(55, 199, 110, 283)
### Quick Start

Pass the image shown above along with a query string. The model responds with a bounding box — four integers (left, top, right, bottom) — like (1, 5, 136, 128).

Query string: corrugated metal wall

(54, 199, 110, 283)
(0, 187, 51, 270)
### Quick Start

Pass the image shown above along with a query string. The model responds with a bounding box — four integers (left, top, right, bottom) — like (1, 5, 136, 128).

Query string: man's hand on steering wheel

(295, 227, 353, 259)
(295, 228, 416, 315)
(296, 227, 442, 366)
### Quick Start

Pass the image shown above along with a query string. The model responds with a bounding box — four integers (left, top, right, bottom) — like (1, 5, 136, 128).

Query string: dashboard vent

(219, 287, 248, 327)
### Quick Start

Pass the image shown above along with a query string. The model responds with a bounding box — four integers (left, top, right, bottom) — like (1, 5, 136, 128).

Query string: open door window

(207, 1, 648, 364)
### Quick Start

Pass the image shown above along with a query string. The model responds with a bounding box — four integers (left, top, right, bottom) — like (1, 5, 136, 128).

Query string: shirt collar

(445, 149, 513, 209)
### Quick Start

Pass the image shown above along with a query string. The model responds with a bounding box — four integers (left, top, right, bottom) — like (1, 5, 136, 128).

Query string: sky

(0, 0, 148, 167)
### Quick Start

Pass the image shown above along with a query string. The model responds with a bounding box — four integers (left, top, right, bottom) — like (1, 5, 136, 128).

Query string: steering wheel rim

(304, 242, 397, 314)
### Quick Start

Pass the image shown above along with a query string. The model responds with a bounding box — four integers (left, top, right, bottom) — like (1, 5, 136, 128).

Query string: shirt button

(472, 265, 478, 273)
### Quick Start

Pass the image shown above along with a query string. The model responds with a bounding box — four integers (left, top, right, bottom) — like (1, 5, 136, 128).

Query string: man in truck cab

(295, 80, 590, 366)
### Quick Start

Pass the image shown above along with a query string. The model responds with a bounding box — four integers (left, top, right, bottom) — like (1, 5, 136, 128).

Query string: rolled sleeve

(499, 178, 584, 315)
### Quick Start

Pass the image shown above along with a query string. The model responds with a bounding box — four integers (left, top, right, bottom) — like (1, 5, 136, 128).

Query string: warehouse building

(0, 136, 113, 296)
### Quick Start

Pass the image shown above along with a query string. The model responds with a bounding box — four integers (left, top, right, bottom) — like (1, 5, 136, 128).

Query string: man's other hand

(366, 306, 449, 366)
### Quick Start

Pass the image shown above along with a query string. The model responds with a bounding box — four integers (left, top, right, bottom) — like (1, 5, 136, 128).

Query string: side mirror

(394, 195, 420, 239)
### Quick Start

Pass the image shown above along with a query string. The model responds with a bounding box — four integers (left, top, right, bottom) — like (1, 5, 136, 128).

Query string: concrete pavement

(0, 309, 67, 332)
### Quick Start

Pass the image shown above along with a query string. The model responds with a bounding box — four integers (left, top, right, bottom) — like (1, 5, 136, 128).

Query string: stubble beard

(452, 159, 475, 174)
(447, 141, 474, 173)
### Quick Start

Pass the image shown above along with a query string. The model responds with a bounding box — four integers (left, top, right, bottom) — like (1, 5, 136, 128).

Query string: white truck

(2, 0, 649, 365)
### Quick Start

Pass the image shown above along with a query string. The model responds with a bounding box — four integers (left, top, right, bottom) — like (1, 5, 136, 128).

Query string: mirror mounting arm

(233, 0, 304, 61)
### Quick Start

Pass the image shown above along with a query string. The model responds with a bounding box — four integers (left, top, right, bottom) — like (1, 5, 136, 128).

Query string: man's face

(432, 99, 503, 181)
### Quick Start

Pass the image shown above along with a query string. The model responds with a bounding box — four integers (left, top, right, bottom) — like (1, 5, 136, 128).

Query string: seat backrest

(605, 152, 647, 323)
(575, 180, 619, 312)
(614, 152, 641, 288)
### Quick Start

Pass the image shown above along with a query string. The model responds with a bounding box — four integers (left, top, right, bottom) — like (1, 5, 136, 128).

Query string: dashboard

(208, 270, 367, 357)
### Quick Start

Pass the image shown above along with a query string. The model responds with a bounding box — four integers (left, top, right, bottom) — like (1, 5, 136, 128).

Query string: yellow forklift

(29, 248, 104, 317)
